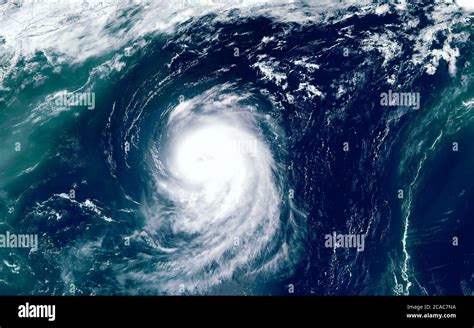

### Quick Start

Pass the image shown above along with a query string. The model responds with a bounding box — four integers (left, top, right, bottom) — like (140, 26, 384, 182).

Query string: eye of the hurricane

(172, 123, 251, 184)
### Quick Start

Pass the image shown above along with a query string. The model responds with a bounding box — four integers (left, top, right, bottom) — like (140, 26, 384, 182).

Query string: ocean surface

(0, 0, 473, 295)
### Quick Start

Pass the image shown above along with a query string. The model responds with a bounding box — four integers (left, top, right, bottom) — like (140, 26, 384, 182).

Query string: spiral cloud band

(111, 86, 305, 294)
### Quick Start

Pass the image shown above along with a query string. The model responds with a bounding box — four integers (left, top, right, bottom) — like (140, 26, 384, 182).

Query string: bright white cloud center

(173, 123, 247, 184)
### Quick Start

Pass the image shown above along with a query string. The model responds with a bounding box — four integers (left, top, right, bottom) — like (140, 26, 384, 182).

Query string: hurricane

(109, 83, 304, 294)
(0, 0, 473, 295)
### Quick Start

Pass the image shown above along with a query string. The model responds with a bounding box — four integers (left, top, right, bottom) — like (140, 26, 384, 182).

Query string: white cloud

(456, 0, 474, 11)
